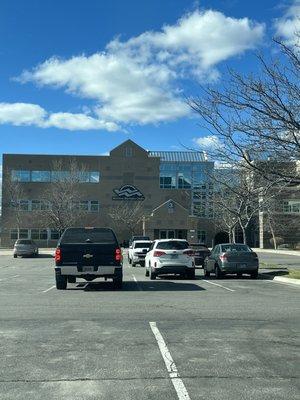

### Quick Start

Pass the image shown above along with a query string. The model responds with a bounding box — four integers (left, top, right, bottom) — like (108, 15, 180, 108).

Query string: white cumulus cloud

(193, 135, 221, 149)
(16, 9, 264, 127)
(0, 102, 120, 131)
(274, 1, 300, 46)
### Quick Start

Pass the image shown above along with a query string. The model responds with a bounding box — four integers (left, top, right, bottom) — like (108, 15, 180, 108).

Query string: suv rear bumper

(55, 265, 122, 277)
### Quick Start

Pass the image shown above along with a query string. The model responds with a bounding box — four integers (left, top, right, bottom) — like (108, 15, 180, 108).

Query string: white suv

(128, 240, 152, 267)
(145, 239, 195, 279)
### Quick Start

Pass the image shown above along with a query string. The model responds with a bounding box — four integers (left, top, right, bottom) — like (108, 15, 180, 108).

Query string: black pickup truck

(54, 227, 123, 290)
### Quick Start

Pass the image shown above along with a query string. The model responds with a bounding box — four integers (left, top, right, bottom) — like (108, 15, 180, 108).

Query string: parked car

(128, 235, 150, 247)
(145, 239, 195, 280)
(189, 243, 211, 267)
(204, 243, 259, 279)
(54, 227, 123, 290)
(128, 240, 152, 266)
(13, 239, 39, 258)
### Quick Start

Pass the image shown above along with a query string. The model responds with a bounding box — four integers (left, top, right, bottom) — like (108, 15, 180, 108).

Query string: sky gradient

(0, 0, 299, 161)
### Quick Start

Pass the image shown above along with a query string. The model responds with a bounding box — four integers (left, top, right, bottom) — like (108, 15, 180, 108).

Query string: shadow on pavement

(68, 280, 205, 292)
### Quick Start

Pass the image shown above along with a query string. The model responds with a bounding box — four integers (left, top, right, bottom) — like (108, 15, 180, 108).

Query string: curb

(253, 248, 300, 257)
(273, 276, 300, 286)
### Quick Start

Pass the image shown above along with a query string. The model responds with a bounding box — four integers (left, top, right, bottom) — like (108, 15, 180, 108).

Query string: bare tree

(188, 36, 300, 184)
(108, 201, 145, 236)
(41, 160, 89, 233)
(3, 172, 25, 239)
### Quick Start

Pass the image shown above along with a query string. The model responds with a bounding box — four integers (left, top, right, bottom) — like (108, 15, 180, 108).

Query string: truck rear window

(134, 242, 151, 248)
(60, 228, 117, 244)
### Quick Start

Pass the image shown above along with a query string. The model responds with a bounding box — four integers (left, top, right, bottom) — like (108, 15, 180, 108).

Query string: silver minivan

(13, 239, 39, 258)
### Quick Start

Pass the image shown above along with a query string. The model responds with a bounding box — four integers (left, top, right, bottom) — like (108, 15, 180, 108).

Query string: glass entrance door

(159, 230, 175, 239)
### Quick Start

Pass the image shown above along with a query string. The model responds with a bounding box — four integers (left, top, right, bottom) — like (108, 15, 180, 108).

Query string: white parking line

(12, 275, 20, 278)
(132, 274, 142, 291)
(202, 279, 235, 292)
(42, 285, 56, 293)
(149, 322, 191, 400)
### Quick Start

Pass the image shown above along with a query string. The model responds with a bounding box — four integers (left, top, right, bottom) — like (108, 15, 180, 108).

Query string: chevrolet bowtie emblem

(83, 254, 93, 258)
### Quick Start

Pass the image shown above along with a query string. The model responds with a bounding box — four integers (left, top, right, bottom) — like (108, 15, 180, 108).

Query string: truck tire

(186, 269, 195, 280)
(250, 269, 258, 279)
(145, 269, 149, 277)
(68, 276, 76, 283)
(56, 275, 67, 290)
(13, 254, 17, 258)
(113, 277, 123, 289)
(204, 268, 210, 277)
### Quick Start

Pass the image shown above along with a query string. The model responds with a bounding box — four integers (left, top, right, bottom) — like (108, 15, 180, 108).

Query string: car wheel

(56, 275, 67, 290)
(13, 254, 17, 258)
(132, 262, 136, 267)
(150, 268, 156, 280)
(128, 258, 132, 265)
(204, 268, 210, 277)
(250, 269, 258, 279)
(215, 265, 223, 279)
(68, 276, 76, 283)
(186, 269, 195, 279)
(145, 268, 149, 277)
(113, 276, 123, 289)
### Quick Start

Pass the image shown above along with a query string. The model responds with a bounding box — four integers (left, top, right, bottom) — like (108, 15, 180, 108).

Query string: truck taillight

(154, 250, 166, 257)
(219, 253, 227, 262)
(55, 248, 61, 262)
(115, 248, 122, 261)
(183, 250, 194, 257)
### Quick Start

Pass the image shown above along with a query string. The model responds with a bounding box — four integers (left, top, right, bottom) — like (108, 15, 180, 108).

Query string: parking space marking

(149, 321, 191, 400)
(12, 275, 20, 278)
(42, 285, 56, 293)
(132, 274, 142, 291)
(202, 279, 235, 292)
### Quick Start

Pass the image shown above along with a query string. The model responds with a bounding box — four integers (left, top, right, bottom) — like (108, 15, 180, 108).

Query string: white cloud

(16, 9, 264, 127)
(193, 135, 221, 149)
(274, 1, 300, 46)
(0, 102, 120, 131)
(0, 102, 46, 126)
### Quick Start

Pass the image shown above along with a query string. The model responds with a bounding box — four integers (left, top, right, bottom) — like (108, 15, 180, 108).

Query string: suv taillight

(183, 250, 194, 257)
(55, 248, 61, 262)
(115, 248, 122, 261)
(154, 250, 166, 257)
(219, 253, 227, 262)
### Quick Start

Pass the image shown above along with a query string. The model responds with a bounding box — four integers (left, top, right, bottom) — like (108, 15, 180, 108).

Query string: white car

(145, 239, 195, 279)
(128, 240, 152, 267)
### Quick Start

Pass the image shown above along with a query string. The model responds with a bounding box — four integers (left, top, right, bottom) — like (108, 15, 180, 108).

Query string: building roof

(149, 151, 206, 162)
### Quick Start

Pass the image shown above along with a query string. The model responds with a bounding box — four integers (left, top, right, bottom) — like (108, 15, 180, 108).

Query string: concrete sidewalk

(253, 248, 300, 257)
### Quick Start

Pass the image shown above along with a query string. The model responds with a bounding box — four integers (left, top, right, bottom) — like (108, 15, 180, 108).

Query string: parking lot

(0, 252, 299, 400)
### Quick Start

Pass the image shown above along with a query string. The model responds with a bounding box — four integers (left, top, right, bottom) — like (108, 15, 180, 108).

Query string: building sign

(113, 185, 145, 201)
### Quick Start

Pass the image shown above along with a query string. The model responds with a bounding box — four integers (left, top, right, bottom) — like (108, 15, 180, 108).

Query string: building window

(50, 230, 60, 240)
(19, 200, 30, 211)
(31, 171, 51, 182)
(197, 230, 206, 243)
(283, 200, 300, 213)
(11, 170, 31, 182)
(31, 229, 48, 240)
(89, 172, 100, 183)
(10, 229, 18, 240)
(125, 147, 133, 157)
(90, 201, 100, 212)
(19, 229, 29, 239)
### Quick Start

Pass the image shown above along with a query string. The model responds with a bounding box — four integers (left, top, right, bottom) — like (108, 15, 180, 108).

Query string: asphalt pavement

(0, 252, 299, 400)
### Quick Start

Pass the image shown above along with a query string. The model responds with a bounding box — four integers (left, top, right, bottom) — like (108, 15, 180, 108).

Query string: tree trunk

(241, 225, 246, 244)
(268, 216, 277, 249)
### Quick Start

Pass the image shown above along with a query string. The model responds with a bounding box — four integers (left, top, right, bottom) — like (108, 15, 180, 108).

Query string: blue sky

(0, 0, 299, 161)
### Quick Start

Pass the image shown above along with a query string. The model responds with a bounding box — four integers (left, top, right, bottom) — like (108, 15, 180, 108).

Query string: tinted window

(134, 242, 151, 248)
(156, 241, 189, 250)
(221, 244, 251, 252)
(132, 236, 150, 241)
(60, 228, 117, 244)
(16, 240, 33, 245)
(190, 244, 208, 250)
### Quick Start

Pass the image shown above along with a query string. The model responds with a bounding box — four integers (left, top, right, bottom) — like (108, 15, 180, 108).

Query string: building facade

(1, 140, 216, 247)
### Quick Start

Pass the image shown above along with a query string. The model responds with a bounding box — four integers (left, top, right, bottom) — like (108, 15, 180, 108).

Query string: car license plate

(170, 254, 178, 259)
(83, 266, 94, 272)
(240, 263, 247, 268)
